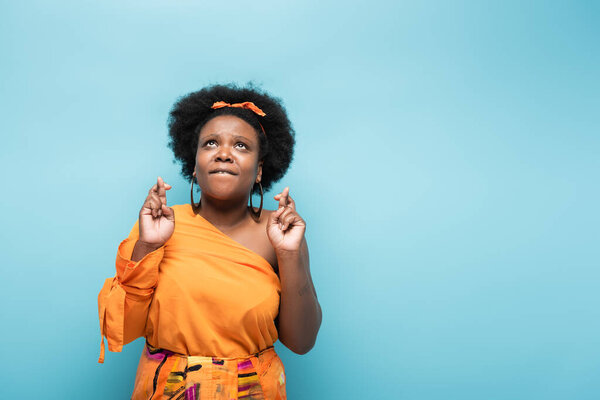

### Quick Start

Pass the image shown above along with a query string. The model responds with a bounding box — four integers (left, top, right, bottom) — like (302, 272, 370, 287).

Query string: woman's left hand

(267, 187, 306, 253)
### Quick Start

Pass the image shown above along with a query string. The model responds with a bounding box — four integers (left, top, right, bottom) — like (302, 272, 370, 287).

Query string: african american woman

(97, 83, 322, 399)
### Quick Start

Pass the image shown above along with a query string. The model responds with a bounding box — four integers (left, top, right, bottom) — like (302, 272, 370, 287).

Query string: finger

(274, 193, 294, 208)
(272, 206, 285, 220)
(157, 201, 163, 217)
(152, 193, 164, 217)
(157, 177, 167, 204)
(149, 180, 171, 193)
(269, 206, 286, 227)
(283, 212, 300, 231)
(278, 207, 294, 221)
(143, 196, 154, 211)
(284, 213, 305, 231)
(282, 208, 304, 231)
(145, 202, 156, 218)
(161, 204, 175, 221)
(145, 194, 161, 218)
(149, 200, 158, 218)
(278, 187, 290, 209)
(278, 208, 294, 230)
(286, 195, 296, 211)
(150, 193, 161, 209)
(282, 214, 295, 231)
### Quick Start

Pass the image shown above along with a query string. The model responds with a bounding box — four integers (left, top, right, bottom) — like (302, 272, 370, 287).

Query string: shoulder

(261, 208, 276, 220)
(249, 208, 273, 233)
(170, 203, 192, 214)
(169, 203, 196, 222)
(251, 208, 279, 270)
(257, 208, 282, 230)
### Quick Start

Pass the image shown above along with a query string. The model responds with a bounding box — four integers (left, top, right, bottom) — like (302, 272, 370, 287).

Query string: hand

(267, 187, 306, 253)
(138, 176, 175, 247)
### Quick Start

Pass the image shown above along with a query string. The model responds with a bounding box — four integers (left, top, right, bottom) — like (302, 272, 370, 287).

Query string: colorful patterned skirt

(131, 341, 287, 400)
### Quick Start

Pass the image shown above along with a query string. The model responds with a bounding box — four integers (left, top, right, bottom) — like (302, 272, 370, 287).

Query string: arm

(276, 237, 322, 354)
(268, 187, 322, 355)
(98, 176, 174, 363)
(97, 221, 164, 363)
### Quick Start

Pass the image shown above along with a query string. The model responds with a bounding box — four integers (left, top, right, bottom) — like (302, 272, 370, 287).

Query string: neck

(196, 193, 250, 231)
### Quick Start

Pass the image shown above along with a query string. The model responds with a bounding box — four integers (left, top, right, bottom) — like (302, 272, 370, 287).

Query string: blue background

(1, 1, 599, 398)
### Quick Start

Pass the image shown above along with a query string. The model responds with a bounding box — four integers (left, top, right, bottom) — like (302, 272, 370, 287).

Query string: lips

(209, 169, 237, 175)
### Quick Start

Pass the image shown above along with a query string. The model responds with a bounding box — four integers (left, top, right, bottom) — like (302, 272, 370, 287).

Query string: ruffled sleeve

(97, 220, 164, 363)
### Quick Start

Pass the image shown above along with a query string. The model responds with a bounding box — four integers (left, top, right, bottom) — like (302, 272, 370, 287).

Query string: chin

(202, 183, 247, 201)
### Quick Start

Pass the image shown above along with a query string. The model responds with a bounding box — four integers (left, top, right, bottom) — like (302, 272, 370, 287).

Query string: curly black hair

(167, 83, 295, 194)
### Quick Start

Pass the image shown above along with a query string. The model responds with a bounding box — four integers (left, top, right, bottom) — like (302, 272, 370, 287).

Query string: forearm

(131, 240, 162, 262)
(276, 239, 322, 354)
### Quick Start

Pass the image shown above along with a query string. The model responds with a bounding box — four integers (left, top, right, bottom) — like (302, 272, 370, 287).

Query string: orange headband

(210, 101, 267, 136)
(211, 101, 266, 116)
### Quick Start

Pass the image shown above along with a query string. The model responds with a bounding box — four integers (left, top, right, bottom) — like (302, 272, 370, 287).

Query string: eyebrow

(201, 133, 254, 143)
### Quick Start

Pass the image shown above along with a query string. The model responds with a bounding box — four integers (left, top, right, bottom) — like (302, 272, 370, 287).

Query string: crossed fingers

(145, 176, 171, 218)
(274, 187, 296, 211)
(274, 187, 300, 231)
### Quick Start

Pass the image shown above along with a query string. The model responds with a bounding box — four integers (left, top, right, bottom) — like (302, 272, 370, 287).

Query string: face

(194, 115, 263, 201)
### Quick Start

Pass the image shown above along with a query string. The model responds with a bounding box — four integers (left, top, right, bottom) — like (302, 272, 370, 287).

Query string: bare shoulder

(260, 209, 276, 223)
(256, 208, 275, 243)
(253, 208, 279, 271)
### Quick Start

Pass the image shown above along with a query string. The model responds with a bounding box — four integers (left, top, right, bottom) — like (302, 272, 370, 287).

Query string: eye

(235, 142, 248, 150)
(204, 139, 217, 147)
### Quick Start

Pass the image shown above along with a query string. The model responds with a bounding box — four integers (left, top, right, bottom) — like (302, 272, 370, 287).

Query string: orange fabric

(211, 101, 266, 117)
(97, 203, 281, 363)
(131, 343, 286, 399)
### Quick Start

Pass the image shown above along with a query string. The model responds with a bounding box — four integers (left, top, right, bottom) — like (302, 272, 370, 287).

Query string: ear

(256, 160, 263, 183)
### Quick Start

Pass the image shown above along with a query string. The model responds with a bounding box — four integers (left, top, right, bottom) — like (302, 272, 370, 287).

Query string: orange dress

(97, 203, 286, 399)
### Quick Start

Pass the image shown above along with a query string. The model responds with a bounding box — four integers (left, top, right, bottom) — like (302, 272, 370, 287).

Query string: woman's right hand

(138, 176, 175, 247)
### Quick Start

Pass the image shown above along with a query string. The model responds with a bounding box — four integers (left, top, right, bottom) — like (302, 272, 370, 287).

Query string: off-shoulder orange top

(97, 203, 281, 363)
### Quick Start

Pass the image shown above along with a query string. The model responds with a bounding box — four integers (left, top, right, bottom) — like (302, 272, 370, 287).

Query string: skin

(130, 115, 322, 355)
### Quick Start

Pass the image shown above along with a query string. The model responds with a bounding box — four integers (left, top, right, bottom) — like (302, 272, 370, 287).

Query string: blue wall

(1, 1, 598, 398)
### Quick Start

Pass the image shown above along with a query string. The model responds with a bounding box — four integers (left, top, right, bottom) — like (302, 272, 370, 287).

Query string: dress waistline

(134, 340, 286, 399)
(144, 339, 276, 361)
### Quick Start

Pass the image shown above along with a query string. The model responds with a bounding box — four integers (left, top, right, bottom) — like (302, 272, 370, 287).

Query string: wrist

(275, 248, 302, 260)
(136, 240, 163, 251)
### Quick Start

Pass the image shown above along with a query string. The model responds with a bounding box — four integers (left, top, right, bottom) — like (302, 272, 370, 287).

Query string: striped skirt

(131, 341, 287, 400)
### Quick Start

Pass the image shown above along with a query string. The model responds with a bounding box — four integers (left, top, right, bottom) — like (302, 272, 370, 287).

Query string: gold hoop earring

(190, 177, 201, 214)
(249, 181, 263, 221)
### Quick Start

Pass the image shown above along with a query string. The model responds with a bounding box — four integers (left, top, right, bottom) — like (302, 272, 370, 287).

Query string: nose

(215, 148, 233, 163)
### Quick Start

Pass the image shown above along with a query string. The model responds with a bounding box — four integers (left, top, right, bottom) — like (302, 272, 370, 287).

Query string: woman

(97, 83, 322, 399)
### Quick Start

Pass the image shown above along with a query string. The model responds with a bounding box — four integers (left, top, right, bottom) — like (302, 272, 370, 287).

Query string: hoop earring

(190, 177, 201, 214)
(249, 181, 263, 221)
